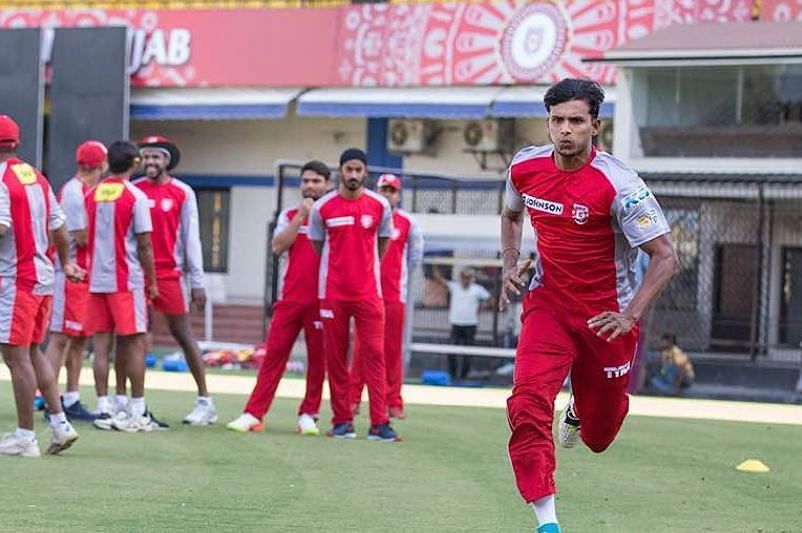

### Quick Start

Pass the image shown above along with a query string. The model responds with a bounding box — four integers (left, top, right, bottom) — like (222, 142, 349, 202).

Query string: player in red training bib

(227, 161, 331, 435)
(44, 140, 107, 422)
(308, 148, 400, 442)
(0, 115, 82, 457)
(86, 141, 160, 433)
(499, 79, 678, 533)
(135, 135, 215, 426)
(349, 174, 423, 420)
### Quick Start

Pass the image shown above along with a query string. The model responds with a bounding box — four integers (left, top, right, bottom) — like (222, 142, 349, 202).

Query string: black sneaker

(327, 422, 356, 439)
(147, 411, 170, 431)
(64, 401, 98, 422)
(367, 422, 401, 442)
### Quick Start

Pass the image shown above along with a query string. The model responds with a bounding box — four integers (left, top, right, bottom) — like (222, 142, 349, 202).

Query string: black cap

(339, 148, 367, 167)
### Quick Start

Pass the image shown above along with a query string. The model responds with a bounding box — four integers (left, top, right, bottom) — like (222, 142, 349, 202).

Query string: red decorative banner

(0, 0, 768, 88)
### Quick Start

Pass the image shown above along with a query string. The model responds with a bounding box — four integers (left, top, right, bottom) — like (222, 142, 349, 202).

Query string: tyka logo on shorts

(603, 361, 631, 379)
(522, 194, 563, 215)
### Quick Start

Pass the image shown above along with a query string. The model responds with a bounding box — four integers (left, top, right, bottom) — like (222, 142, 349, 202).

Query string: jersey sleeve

(47, 187, 66, 231)
(613, 177, 670, 248)
(504, 169, 524, 213)
(133, 193, 153, 235)
(307, 203, 325, 241)
(407, 217, 425, 267)
(0, 183, 11, 229)
(180, 188, 205, 289)
(378, 200, 393, 238)
(62, 184, 87, 232)
(475, 284, 491, 301)
(274, 209, 292, 234)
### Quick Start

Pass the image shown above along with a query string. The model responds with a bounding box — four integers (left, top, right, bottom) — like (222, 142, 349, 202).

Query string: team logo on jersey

(161, 198, 174, 212)
(572, 204, 589, 225)
(522, 194, 563, 215)
(95, 182, 125, 202)
(622, 187, 653, 211)
(360, 214, 374, 229)
(636, 209, 659, 229)
(11, 164, 37, 185)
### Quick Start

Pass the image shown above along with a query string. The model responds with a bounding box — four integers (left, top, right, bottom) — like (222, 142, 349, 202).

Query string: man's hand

(298, 197, 314, 219)
(147, 282, 160, 301)
(191, 287, 207, 311)
(499, 259, 531, 311)
(587, 311, 637, 342)
(63, 263, 86, 283)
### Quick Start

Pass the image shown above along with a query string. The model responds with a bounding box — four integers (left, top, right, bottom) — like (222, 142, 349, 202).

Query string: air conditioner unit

(462, 119, 514, 152)
(387, 119, 434, 154)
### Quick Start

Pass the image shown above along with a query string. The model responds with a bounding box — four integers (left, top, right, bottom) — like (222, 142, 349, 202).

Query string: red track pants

(350, 300, 406, 411)
(321, 298, 388, 426)
(508, 289, 638, 503)
(243, 300, 326, 420)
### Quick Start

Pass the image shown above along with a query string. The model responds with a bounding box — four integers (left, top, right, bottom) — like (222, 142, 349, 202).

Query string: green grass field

(1, 383, 800, 533)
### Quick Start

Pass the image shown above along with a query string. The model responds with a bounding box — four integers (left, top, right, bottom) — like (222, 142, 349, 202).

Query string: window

(196, 188, 230, 273)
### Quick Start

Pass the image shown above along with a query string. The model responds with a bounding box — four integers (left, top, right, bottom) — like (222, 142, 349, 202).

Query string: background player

(45, 140, 107, 422)
(135, 135, 215, 425)
(499, 79, 678, 533)
(349, 173, 423, 420)
(0, 115, 81, 457)
(227, 160, 330, 435)
(86, 141, 159, 433)
(308, 148, 400, 442)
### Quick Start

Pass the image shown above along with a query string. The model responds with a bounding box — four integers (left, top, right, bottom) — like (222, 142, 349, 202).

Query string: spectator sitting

(650, 333, 695, 395)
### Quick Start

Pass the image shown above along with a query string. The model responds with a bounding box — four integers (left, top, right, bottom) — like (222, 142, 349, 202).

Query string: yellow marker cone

(736, 459, 770, 473)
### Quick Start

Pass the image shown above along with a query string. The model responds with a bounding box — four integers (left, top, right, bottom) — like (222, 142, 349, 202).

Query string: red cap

(377, 173, 402, 191)
(76, 140, 108, 168)
(0, 115, 20, 147)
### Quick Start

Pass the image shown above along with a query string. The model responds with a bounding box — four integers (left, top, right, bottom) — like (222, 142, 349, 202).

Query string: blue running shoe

(327, 422, 356, 439)
(537, 523, 561, 533)
(64, 401, 98, 422)
(367, 422, 401, 442)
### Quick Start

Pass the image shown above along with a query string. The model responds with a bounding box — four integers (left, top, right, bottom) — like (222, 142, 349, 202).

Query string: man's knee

(507, 387, 553, 430)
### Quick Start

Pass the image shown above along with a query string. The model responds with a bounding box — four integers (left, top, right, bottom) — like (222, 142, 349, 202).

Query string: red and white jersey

(55, 177, 90, 272)
(275, 207, 320, 304)
(85, 177, 153, 293)
(506, 145, 670, 317)
(133, 177, 205, 288)
(308, 189, 393, 301)
(0, 158, 65, 294)
(381, 209, 424, 303)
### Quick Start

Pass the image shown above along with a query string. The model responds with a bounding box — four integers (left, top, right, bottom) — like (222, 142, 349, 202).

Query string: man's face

(460, 271, 473, 287)
(340, 159, 367, 191)
(300, 169, 329, 200)
(141, 149, 169, 179)
(379, 185, 400, 208)
(547, 99, 599, 158)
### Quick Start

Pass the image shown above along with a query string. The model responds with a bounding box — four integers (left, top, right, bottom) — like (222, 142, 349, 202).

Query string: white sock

(15, 428, 36, 442)
(197, 396, 212, 406)
(130, 397, 146, 417)
(63, 391, 80, 408)
(115, 395, 129, 408)
(49, 411, 68, 426)
(532, 495, 558, 527)
(96, 396, 111, 414)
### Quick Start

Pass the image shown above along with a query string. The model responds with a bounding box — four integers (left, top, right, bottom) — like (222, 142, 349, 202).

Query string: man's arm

(136, 232, 159, 300)
(273, 198, 313, 255)
(181, 189, 207, 309)
(499, 171, 530, 311)
(378, 237, 390, 258)
(407, 218, 425, 268)
(307, 202, 325, 256)
(431, 263, 448, 289)
(0, 183, 10, 237)
(377, 199, 393, 259)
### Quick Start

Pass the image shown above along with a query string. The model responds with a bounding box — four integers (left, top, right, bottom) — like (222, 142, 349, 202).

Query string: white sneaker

(558, 396, 581, 449)
(226, 413, 263, 433)
(111, 411, 154, 433)
(94, 408, 127, 431)
(0, 433, 41, 458)
(47, 422, 79, 455)
(297, 413, 320, 436)
(183, 401, 218, 426)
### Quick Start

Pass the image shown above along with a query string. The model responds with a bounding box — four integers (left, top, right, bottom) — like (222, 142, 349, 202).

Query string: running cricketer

(499, 79, 678, 533)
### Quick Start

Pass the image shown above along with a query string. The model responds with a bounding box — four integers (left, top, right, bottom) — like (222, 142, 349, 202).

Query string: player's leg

(296, 302, 325, 435)
(227, 301, 303, 432)
(348, 333, 365, 415)
(46, 270, 69, 378)
(570, 321, 639, 453)
(62, 334, 95, 421)
(44, 333, 69, 386)
(385, 300, 406, 418)
(320, 299, 356, 438)
(507, 293, 575, 532)
(54, 277, 93, 419)
(355, 298, 398, 441)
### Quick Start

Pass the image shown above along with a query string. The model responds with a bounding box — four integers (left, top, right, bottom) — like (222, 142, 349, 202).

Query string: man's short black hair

(544, 78, 605, 119)
(661, 332, 677, 345)
(301, 160, 331, 180)
(108, 140, 140, 174)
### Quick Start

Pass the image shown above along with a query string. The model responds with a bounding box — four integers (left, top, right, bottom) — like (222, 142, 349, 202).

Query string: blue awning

(491, 86, 616, 118)
(296, 87, 504, 119)
(130, 88, 303, 120)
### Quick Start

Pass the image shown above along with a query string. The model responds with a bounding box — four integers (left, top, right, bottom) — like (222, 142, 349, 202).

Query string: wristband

(502, 248, 520, 257)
